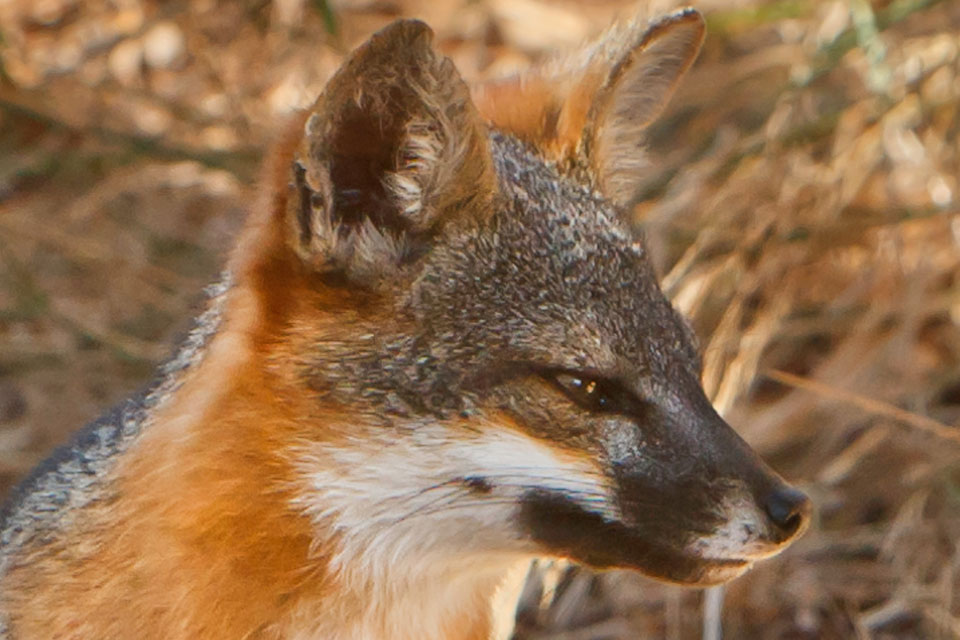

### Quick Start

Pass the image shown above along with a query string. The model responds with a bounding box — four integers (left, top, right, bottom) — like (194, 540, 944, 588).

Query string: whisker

(368, 479, 608, 514)
(389, 486, 471, 524)
(384, 485, 613, 525)
(400, 496, 615, 523)
(472, 473, 610, 490)
(477, 465, 609, 480)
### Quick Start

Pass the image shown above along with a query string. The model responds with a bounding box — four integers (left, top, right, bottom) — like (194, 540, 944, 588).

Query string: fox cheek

(599, 418, 646, 466)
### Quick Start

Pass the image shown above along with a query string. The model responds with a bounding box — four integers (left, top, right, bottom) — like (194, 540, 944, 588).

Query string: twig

(703, 586, 725, 640)
(803, 0, 949, 86)
(528, 618, 632, 640)
(0, 94, 260, 179)
(0, 237, 163, 363)
(766, 369, 960, 446)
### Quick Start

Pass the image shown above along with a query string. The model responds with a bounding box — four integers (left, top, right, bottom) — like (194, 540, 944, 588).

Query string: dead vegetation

(0, 0, 958, 637)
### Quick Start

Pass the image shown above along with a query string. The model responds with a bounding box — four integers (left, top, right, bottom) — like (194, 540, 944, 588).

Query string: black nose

(763, 486, 811, 540)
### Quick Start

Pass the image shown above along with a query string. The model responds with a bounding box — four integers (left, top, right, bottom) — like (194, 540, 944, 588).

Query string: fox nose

(762, 485, 811, 541)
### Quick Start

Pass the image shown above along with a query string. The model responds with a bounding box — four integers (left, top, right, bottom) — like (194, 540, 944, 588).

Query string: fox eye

(550, 372, 625, 413)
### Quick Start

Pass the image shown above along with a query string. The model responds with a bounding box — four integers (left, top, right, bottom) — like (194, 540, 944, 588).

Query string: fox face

(0, 10, 814, 639)
(268, 10, 810, 590)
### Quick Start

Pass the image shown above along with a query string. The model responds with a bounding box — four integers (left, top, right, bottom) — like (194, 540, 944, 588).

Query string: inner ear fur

(286, 19, 495, 279)
(473, 8, 704, 207)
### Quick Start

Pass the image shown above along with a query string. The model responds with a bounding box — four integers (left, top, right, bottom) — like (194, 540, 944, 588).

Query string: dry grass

(1, 0, 958, 637)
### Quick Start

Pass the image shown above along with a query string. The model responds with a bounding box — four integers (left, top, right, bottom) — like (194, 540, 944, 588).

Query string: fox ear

(585, 9, 704, 206)
(474, 9, 704, 207)
(286, 19, 495, 280)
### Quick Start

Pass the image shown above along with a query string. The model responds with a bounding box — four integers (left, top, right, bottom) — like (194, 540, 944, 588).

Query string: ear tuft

(287, 19, 495, 280)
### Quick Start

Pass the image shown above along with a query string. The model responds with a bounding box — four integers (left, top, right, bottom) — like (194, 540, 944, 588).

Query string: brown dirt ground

(1, 0, 959, 637)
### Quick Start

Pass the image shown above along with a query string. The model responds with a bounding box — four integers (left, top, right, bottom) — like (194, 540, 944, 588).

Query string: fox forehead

(407, 133, 698, 383)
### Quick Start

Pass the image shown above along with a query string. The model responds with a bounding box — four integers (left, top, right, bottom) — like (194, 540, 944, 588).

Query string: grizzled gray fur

(0, 278, 230, 583)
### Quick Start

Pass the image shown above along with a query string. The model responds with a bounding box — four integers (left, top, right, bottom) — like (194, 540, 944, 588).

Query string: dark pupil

(547, 371, 654, 418)
(568, 376, 611, 410)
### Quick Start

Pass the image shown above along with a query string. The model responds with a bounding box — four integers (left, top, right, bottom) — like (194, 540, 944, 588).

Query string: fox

(0, 8, 810, 640)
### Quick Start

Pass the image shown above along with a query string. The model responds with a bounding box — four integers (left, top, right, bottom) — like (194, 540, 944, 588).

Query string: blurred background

(0, 0, 958, 637)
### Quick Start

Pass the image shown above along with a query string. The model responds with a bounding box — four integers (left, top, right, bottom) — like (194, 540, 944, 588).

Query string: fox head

(243, 9, 810, 588)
